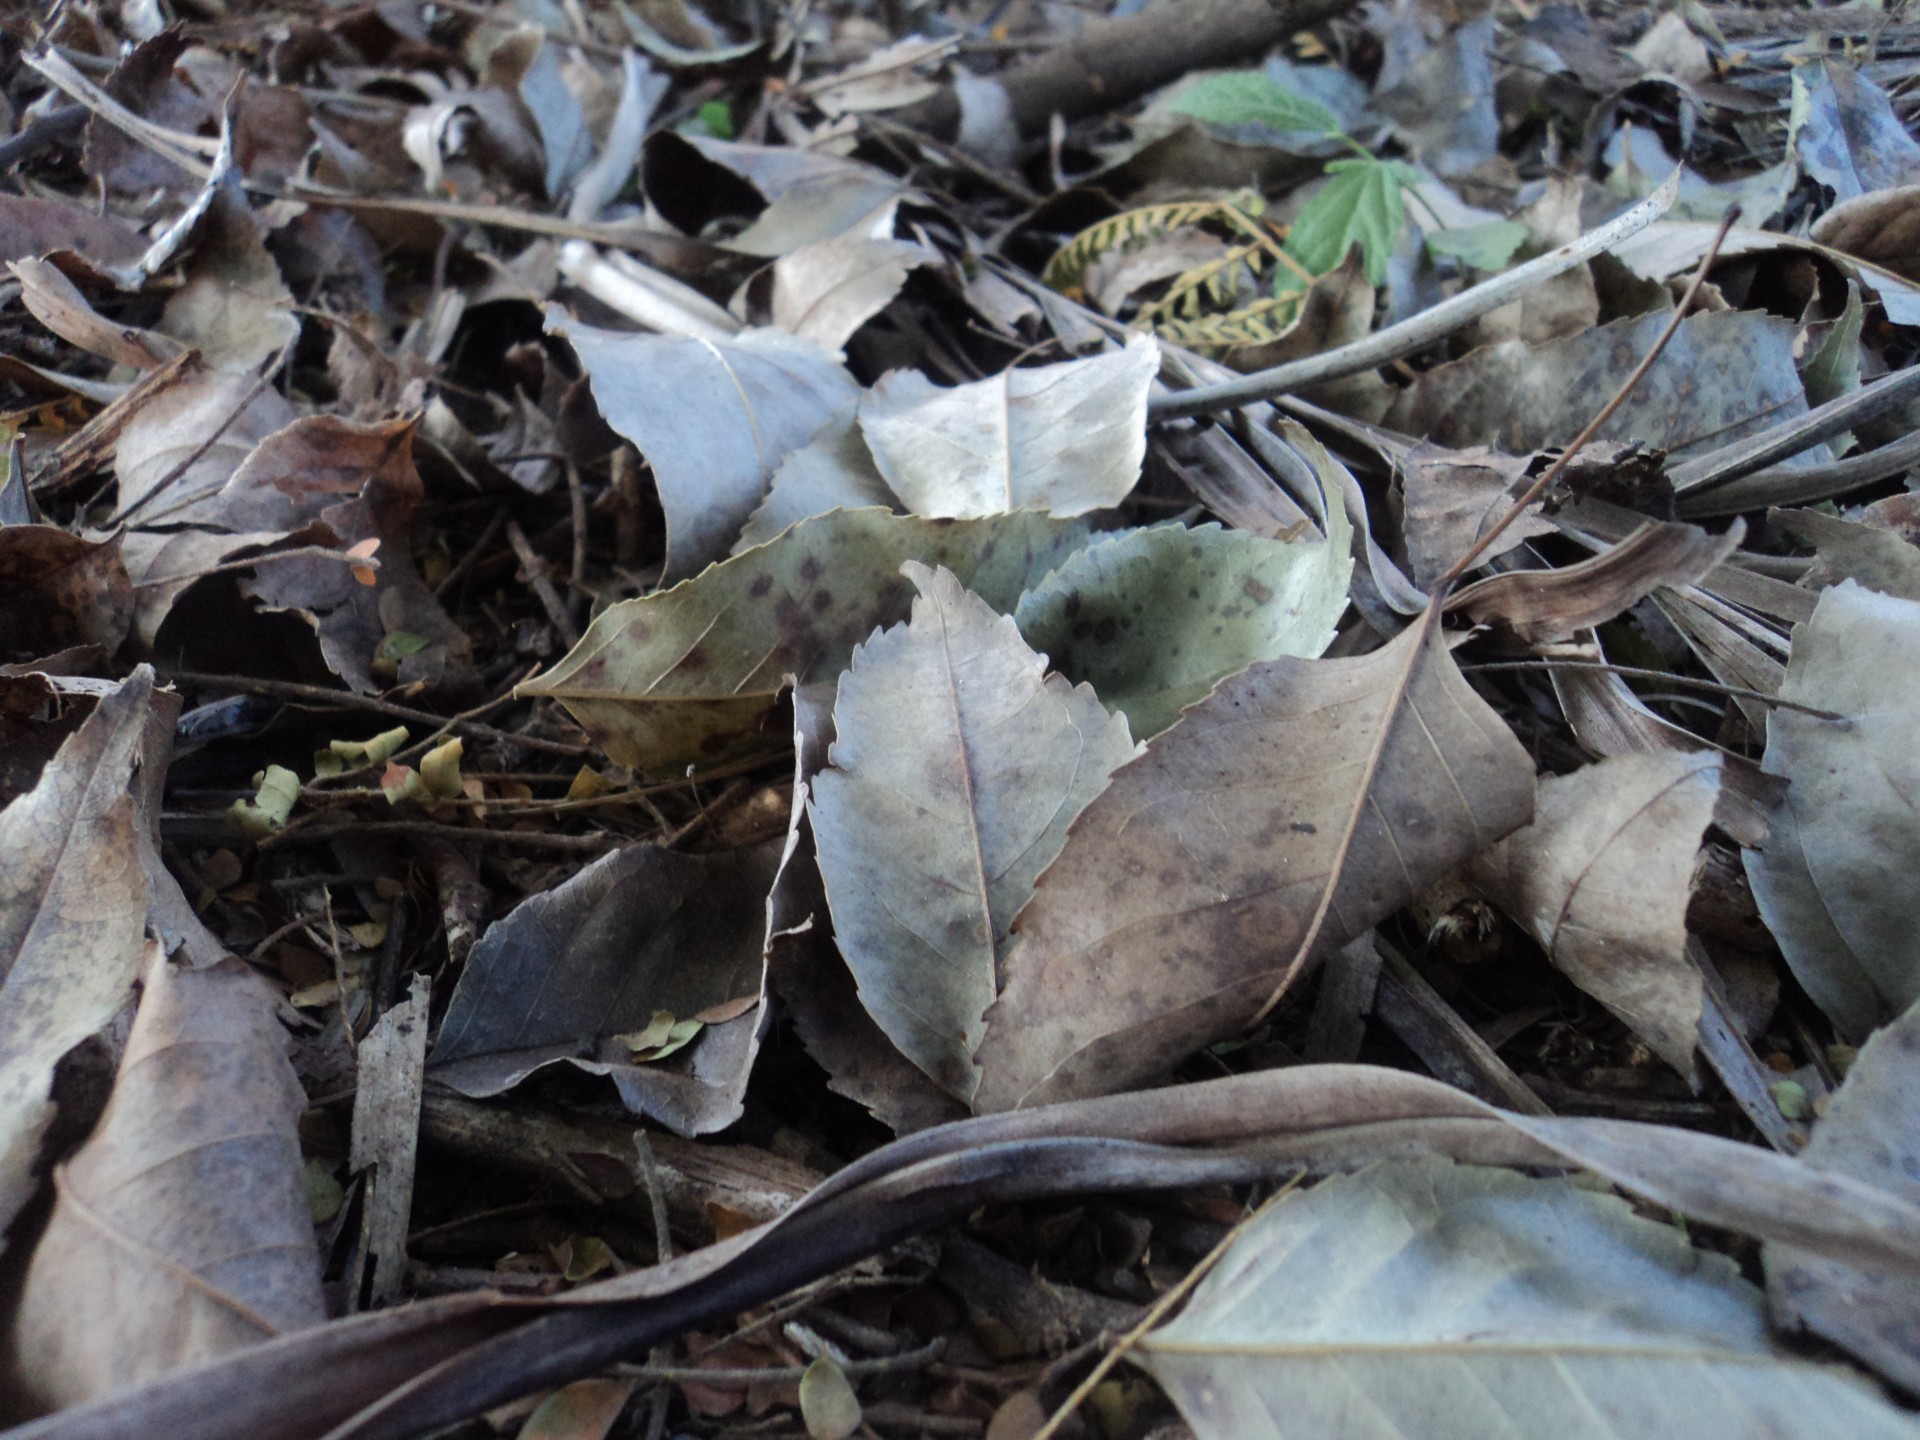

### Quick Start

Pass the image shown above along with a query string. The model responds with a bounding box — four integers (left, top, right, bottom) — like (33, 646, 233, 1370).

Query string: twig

(258, 819, 622, 853)
(1147, 171, 1681, 421)
(1461, 659, 1845, 721)
(613, 1338, 945, 1388)
(507, 518, 582, 648)
(162, 671, 592, 758)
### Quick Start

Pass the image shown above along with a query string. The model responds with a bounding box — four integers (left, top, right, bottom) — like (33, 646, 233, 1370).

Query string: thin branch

(1461, 659, 1845, 721)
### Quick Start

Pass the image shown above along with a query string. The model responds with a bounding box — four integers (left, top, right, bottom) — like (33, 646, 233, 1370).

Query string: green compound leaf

(1286, 156, 1420, 285)
(1169, 70, 1341, 135)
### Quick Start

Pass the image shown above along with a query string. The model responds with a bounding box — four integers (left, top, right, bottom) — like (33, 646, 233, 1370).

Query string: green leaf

(1015, 520, 1352, 739)
(1286, 157, 1419, 285)
(1424, 218, 1530, 271)
(695, 100, 733, 139)
(1169, 71, 1340, 134)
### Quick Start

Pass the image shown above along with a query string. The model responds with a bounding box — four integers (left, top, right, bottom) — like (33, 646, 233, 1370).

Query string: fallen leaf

(1448, 520, 1745, 646)
(519, 508, 1094, 774)
(1137, 1159, 1920, 1440)
(554, 312, 858, 579)
(858, 335, 1158, 519)
(1399, 442, 1553, 590)
(1767, 994, 1920, 1393)
(810, 564, 1138, 1100)
(516, 1378, 636, 1440)
(1386, 310, 1828, 468)
(1790, 60, 1920, 204)
(428, 842, 782, 1136)
(1014, 518, 1352, 739)
(9, 953, 322, 1410)
(770, 199, 932, 355)
(798, 1357, 860, 1440)
(1466, 751, 1720, 1081)
(0, 669, 154, 1244)
(1811, 184, 1920, 283)
(1744, 580, 1920, 1038)
(731, 410, 896, 553)
(974, 611, 1534, 1111)
(0, 528, 133, 663)
(349, 976, 430, 1308)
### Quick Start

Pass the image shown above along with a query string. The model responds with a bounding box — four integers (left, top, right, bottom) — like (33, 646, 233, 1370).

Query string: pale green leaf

(1424, 218, 1530, 270)
(1168, 71, 1340, 134)
(1016, 521, 1351, 738)
(1286, 157, 1418, 284)
(799, 1358, 862, 1440)
(811, 564, 1137, 1100)
(520, 509, 1094, 773)
(1139, 1160, 1920, 1440)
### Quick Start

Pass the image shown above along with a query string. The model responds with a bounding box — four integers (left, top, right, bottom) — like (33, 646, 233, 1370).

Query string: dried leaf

(798, 1358, 860, 1440)
(0, 669, 154, 1242)
(1767, 995, 1920, 1393)
(0, 528, 133, 662)
(974, 612, 1534, 1111)
(555, 312, 858, 579)
(10, 954, 322, 1410)
(1745, 581, 1920, 1038)
(1138, 1160, 1920, 1440)
(520, 509, 1093, 774)
(1399, 443, 1552, 590)
(858, 335, 1158, 519)
(429, 843, 782, 1136)
(350, 976, 430, 1308)
(731, 411, 895, 553)
(1466, 751, 1720, 1081)
(1386, 310, 1828, 468)
(810, 564, 1138, 1100)
(770, 200, 931, 355)
(1448, 521, 1744, 646)
(1014, 519, 1352, 739)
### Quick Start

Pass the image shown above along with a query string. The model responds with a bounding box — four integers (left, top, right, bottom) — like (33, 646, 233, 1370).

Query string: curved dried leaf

(1449, 520, 1743, 645)
(1014, 520, 1352, 739)
(771, 200, 931, 355)
(1744, 581, 1920, 1038)
(12, 955, 321, 1410)
(520, 509, 1094, 774)
(810, 564, 1138, 1099)
(1467, 751, 1719, 1080)
(974, 614, 1534, 1111)
(1138, 1159, 1920, 1440)
(1767, 995, 1920, 1393)
(554, 314, 858, 580)
(0, 669, 153, 1242)
(859, 335, 1158, 519)
(0, 527, 133, 661)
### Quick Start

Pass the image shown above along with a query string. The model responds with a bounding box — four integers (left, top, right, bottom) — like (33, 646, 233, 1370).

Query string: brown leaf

(0, 195, 147, 273)
(1447, 519, 1743, 645)
(8, 258, 184, 371)
(1399, 442, 1552, 591)
(9, 952, 322, 1411)
(0, 528, 133, 664)
(1465, 751, 1719, 1081)
(973, 610, 1534, 1111)
(0, 669, 153, 1243)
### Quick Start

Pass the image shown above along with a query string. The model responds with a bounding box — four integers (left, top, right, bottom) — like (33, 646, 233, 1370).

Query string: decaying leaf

(429, 842, 782, 1136)
(858, 335, 1159, 519)
(1137, 1159, 1920, 1440)
(732, 411, 896, 553)
(554, 312, 858, 579)
(1466, 751, 1720, 1081)
(0, 669, 154, 1244)
(974, 612, 1534, 1111)
(9, 953, 322, 1410)
(1014, 518, 1352, 739)
(770, 200, 931, 355)
(1745, 581, 1920, 1038)
(810, 564, 1138, 1100)
(1767, 994, 1920, 1394)
(520, 508, 1094, 773)
(1398, 443, 1552, 590)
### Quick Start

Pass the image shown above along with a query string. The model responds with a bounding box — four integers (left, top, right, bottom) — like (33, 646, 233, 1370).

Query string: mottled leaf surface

(1015, 519, 1351, 739)
(521, 509, 1093, 773)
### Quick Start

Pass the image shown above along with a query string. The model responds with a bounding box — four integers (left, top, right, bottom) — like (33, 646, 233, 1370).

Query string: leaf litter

(2, 2, 1919, 1438)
